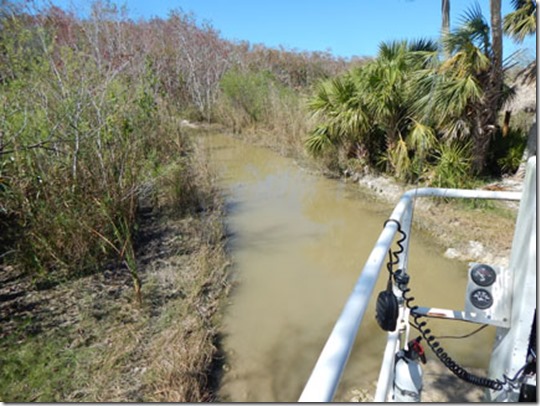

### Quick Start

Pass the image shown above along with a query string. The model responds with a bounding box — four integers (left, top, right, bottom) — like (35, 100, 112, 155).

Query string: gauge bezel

(470, 288, 493, 309)
(470, 264, 497, 287)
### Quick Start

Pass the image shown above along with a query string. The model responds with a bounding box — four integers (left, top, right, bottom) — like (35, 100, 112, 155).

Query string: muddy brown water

(205, 134, 495, 402)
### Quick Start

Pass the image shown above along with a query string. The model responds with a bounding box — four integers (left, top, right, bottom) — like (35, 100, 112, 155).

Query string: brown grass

(0, 136, 232, 402)
(144, 244, 230, 402)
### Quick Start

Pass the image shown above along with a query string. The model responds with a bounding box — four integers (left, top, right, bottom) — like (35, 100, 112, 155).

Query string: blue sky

(41, 0, 536, 61)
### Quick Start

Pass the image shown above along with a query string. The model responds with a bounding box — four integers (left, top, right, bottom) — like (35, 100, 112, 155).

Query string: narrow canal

(205, 134, 495, 402)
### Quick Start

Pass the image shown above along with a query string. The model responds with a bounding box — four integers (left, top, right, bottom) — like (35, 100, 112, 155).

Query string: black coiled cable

(383, 219, 406, 274)
(385, 219, 529, 392)
(401, 287, 505, 390)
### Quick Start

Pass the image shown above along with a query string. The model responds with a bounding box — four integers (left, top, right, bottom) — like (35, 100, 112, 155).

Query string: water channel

(205, 134, 495, 402)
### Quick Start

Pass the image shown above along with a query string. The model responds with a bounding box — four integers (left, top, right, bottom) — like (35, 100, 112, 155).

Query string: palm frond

(378, 40, 406, 61)
(437, 75, 482, 118)
(503, 0, 536, 42)
(440, 46, 490, 77)
(410, 69, 443, 120)
(441, 117, 471, 141)
(444, 3, 490, 56)
(308, 81, 332, 113)
(386, 136, 411, 181)
(408, 120, 437, 158)
(429, 141, 473, 188)
(408, 38, 439, 53)
(516, 61, 537, 85)
(308, 75, 357, 115)
(305, 125, 333, 156)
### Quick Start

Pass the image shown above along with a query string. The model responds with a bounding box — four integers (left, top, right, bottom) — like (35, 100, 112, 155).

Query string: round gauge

(470, 288, 493, 309)
(470, 264, 497, 287)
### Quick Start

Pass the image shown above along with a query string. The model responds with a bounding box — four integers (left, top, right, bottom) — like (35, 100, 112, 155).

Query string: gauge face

(470, 288, 493, 309)
(470, 264, 497, 287)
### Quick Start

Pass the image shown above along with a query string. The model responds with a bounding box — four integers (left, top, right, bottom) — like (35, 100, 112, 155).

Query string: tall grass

(214, 67, 310, 157)
(0, 5, 198, 297)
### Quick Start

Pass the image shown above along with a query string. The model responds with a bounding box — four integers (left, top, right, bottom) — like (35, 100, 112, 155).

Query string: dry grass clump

(55, 218, 230, 403)
(71, 145, 231, 402)
(67, 259, 226, 403)
(144, 241, 230, 402)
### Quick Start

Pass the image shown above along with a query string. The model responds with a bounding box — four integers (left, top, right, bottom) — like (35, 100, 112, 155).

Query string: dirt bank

(350, 170, 523, 269)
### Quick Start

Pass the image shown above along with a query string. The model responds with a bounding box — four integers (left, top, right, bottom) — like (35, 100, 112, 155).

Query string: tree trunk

(470, 0, 504, 175)
(472, 113, 496, 175)
(441, 0, 450, 35)
(490, 0, 503, 108)
(441, 0, 451, 58)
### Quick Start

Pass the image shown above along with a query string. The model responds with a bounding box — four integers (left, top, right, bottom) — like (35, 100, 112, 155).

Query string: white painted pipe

(374, 328, 400, 402)
(298, 221, 400, 402)
(298, 188, 522, 402)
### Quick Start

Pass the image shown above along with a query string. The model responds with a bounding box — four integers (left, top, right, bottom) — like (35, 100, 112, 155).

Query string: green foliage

(0, 4, 200, 290)
(0, 0, 530, 284)
(216, 66, 308, 154)
(503, 0, 537, 42)
(307, 39, 442, 177)
(305, 124, 336, 156)
(0, 333, 80, 402)
(220, 68, 273, 124)
(306, 5, 523, 183)
(487, 128, 527, 176)
(429, 142, 473, 188)
(383, 137, 412, 181)
(305, 74, 368, 156)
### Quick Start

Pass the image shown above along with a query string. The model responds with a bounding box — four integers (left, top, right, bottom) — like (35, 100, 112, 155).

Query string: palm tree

(504, 0, 537, 41)
(504, 0, 537, 171)
(419, 5, 514, 174)
(442, 0, 451, 35)
(306, 39, 438, 179)
(503, 0, 536, 84)
(305, 73, 369, 157)
(490, 0, 503, 101)
(441, 0, 451, 59)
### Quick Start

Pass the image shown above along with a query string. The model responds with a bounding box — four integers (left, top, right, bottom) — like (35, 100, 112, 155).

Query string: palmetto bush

(306, 5, 528, 185)
(306, 40, 440, 178)
(428, 142, 473, 189)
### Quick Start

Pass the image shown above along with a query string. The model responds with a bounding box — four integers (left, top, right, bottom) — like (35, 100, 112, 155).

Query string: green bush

(0, 9, 194, 289)
(219, 68, 274, 125)
(428, 142, 474, 188)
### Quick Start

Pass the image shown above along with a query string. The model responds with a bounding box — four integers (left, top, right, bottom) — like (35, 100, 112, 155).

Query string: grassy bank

(0, 134, 231, 402)
(1, 5, 235, 400)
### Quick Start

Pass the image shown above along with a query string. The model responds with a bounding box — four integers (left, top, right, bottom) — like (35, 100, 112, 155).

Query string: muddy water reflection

(206, 134, 494, 402)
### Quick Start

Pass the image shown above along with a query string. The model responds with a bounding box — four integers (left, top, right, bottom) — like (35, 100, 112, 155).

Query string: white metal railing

(298, 187, 522, 402)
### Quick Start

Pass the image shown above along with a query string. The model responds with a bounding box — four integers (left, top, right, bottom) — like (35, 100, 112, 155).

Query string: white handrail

(298, 188, 521, 402)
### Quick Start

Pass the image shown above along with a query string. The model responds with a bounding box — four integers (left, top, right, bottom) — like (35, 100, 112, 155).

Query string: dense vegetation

(2, 1, 534, 279)
(0, 1, 356, 281)
(0, 1, 355, 401)
(305, 3, 535, 187)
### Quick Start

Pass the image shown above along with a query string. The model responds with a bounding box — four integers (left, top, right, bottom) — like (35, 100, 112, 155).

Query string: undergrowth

(0, 140, 231, 402)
